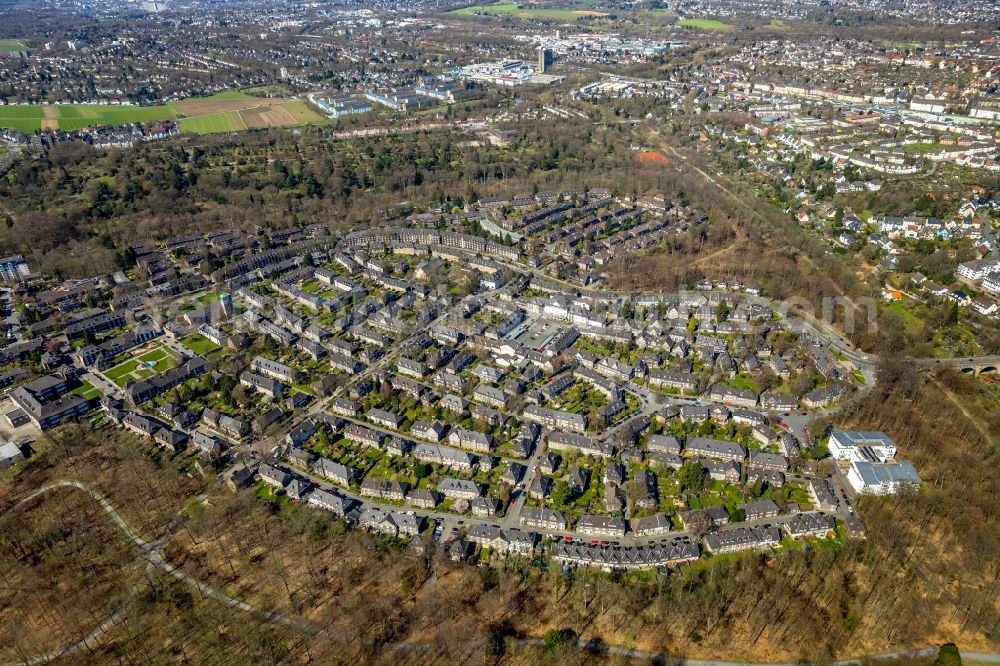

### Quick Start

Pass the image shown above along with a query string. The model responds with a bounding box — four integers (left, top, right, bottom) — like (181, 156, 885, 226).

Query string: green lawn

(676, 18, 731, 29)
(70, 380, 101, 401)
(137, 349, 168, 364)
(181, 333, 221, 356)
(104, 344, 177, 384)
(903, 141, 950, 155)
(726, 374, 759, 393)
(135, 349, 175, 373)
(105, 359, 140, 381)
(0, 39, 27, 52)
(178, 111, 246, 134)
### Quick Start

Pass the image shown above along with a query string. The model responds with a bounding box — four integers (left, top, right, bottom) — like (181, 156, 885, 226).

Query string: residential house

(520, 507, 567, 531)
(632, 514, 673, 537)
(437, 478, 482, 500)
(313, 458, 359, 486)
(259, 463, 292, 489)
(708, 384, 758, 409)
(406, 488, 440, 509)
(358, 508, 424, 537)
(740, 499, 780, 521)
(240, 371, 284, 398)
(448, 427, 493, 453)
(547, 430, 615, 458)
(466, 525, 537, 555)
(784, 513, 836, 539)
(359, 477, 408, 501)
(575, 514, 627, 538)
(704, 526, 781, 554)
(367, 408, 404, 430)
(679, 506, 729, 529)
(748, 451, 789, 472)
(685, 436, 747, 462)
(251, 356, 299, 383)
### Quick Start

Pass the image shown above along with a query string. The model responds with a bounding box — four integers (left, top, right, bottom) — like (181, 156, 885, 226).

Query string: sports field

(676, 18, 731, 30)
(280, 100, 328, 124)
(0, 90, 331, 134)
(0, 102, 179, 133)
(178, 111, 247, 134)
(0, 39, 27, 52)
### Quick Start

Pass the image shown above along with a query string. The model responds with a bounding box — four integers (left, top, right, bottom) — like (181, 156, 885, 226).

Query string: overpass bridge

(911, 356, 1000, 375)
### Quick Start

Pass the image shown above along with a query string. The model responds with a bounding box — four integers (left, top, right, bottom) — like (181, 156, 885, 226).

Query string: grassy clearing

(178, 111, 246, 134)
(884, 299, 926, 336)
(89, 175, 116, 187)
(676, 17, 731, 30)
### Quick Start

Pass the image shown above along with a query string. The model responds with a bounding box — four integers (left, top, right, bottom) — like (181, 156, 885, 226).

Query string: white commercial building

(829, 431, 920, 495)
